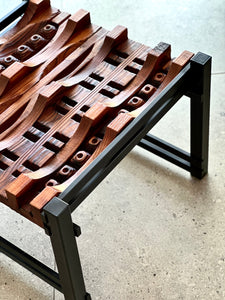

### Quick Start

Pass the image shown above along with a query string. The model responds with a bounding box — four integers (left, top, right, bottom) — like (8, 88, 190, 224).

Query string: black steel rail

(0, 236, 62, 291)
(0, 0, 28, 32)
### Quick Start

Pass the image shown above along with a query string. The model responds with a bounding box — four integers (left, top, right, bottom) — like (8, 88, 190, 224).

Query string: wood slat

(0, 1, 194, 227)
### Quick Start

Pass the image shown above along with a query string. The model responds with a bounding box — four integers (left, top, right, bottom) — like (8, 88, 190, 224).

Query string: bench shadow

(0, 259, 54, 300)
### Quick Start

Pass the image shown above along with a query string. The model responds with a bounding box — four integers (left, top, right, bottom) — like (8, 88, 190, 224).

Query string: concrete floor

(0, 0, 225, 299)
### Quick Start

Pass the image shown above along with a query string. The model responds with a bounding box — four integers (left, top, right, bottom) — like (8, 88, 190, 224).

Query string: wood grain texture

(18, 42, 173, 214)
(130, 50, 194, 117)
(0, 0, 57, 46)
(0, 24, 103, 132)
(0, 26, 127, 153)
(0, 2, 59, 56)
(0, 37, 142, 149)
(0, 2, 194, 227)
(0, 9, 90, 96)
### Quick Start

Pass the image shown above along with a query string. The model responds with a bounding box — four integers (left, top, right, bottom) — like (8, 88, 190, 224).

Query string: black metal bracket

(0, 2, 211, 300)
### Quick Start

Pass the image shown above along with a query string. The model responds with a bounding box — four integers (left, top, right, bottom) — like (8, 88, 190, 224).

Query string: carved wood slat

(0, 0, 59, 47)
(0, 24, 104, 132)
(0, 10, 91, 96)
(0, 1, 194, 227)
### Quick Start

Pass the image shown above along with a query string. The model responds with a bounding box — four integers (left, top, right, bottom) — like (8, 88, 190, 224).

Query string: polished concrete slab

(0, 0, 224, 299)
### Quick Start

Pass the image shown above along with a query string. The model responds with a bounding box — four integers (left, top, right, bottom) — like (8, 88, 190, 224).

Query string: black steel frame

(0, 2, 211, 300)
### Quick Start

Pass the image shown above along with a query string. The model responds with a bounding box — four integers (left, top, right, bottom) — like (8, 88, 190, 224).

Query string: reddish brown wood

(0, 0, 59, 47)
(0, 9, 90, 96)
(3, 41, 145, 198)
(0, 26, 127, 153)
(0, 2, 194, 227)
(9, 42, 172, 216)
(0, 24, 103, 131)
(0, 2, 60, 57)
(131, 50, 194, 118)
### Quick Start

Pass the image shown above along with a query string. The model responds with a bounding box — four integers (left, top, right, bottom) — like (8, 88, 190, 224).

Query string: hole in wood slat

(27, 34, 47, 50)
(56, 165, 76, 182)
(107, 81, 123, 91)
(15, 45, 33, 60)
(112, 49, 129, 58)
(53, 132, 69, 143)
(72, 113, 82, 123)
(127, 96, 145, 109)
(41, 24, 57, 39)
(23, 131, 39, 142)
(62, 96, 78, 107)
(99, 88, 116, 98)
(104, 57, 120, 67)
(18, 45, 27, 52)
(23, 161, 39, 171)
(70, 151, 90, 167)
(80, 105, 90, 112)
(79, 80, 95, 90)
(89, 136, 102, 146)
(55, 104, 69, 115)
(151, 72, 166, 87)
(77, 153, 83, 159)
(43, 141, 61, 153)
(1, 149, 19, 161)
(90, 73, 104, 81)
(46, 179, 59, 187)
(90, 138, 98, 145)
(156, 73, 163, 79)
(133, 57, 144, 65)
(132, 97, 139, 103)
(144, 85, 151, 91)
(4, 56, 15, 63)
(124, 65, 139, 74)
(33, 121, 50, 133)
(12, 170, 21, 178)
(62, 167, 69, 173)
(0, 160, 9, 170)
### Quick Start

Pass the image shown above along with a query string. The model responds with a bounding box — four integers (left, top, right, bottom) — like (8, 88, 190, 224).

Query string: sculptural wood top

(0, 0, 194, 227)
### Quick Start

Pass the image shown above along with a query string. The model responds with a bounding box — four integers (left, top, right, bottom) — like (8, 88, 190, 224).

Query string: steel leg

(189, 53, 212, 179)
(42, 197, 91, 300)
